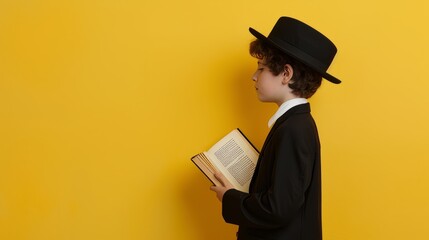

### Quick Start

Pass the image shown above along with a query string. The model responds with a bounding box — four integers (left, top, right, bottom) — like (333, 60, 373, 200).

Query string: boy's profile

(210, 17, 341, 240)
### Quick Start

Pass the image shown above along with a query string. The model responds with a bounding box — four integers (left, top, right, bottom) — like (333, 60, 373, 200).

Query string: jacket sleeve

(221, 123, 317, 229)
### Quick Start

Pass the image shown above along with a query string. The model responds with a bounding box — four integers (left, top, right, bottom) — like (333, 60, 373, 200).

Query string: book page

(191, 153, 222, 187)
(205, 129, 259, 192)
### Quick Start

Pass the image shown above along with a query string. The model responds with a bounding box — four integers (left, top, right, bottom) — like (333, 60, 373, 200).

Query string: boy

(210, 17, 341, 240)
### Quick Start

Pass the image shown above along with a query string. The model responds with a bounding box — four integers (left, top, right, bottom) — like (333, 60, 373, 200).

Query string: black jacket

(222, 103, 322, 240)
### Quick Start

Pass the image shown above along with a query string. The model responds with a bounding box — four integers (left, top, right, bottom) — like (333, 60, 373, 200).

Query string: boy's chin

(257, 98, 271, 103)
(256, 94, 268, 102)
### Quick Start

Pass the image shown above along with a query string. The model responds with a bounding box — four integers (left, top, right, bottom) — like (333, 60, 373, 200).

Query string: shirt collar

(268, 98, 308, 128)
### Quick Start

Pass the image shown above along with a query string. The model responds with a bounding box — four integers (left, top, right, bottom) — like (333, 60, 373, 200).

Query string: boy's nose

(252, 72, 257, 82)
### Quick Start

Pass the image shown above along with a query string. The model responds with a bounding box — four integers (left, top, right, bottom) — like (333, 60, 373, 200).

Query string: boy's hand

(210, 172, 234, 202)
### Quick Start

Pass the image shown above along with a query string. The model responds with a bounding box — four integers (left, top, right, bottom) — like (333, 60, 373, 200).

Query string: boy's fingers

(213, 172, 226, 186)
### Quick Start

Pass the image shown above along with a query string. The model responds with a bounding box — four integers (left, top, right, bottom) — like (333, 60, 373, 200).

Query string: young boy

(210, 17, 341, 240)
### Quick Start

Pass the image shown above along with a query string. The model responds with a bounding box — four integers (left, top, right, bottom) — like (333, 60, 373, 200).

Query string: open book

(191, 129, 259, 193)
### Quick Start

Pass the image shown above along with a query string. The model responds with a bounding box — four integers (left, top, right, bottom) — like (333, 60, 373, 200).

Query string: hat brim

(249, 27, 341, 84)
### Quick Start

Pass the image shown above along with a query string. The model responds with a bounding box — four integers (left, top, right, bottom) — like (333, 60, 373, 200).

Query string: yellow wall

(1, 0, 428, 239)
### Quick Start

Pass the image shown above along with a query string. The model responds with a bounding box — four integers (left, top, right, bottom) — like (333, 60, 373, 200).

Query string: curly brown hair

(249, 39, 322, 98)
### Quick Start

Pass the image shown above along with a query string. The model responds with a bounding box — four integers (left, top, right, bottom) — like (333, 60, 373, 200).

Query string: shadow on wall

(181, 173, 237, 239)
(181, 55, 276, 240)
(179, 54, 253, 240)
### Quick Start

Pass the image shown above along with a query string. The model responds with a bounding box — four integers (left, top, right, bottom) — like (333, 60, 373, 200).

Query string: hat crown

(268, 17, 337, 70)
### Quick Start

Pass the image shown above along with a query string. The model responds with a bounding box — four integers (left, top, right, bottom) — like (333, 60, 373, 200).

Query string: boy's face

(252, 60, 290, 105)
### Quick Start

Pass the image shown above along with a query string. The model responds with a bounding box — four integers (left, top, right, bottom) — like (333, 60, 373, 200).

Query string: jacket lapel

(259, 103, 311, 154)
(249, 103, 311, 191)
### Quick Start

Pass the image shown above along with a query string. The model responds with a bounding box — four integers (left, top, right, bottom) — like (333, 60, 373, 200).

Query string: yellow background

(1, 0, 428, 239)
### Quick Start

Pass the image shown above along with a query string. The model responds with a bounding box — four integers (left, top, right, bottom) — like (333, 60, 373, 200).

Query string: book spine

(237, 128, 260, 154)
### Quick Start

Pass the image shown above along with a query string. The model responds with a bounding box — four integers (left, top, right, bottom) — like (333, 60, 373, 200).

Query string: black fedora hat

(249, 17, 341, 84)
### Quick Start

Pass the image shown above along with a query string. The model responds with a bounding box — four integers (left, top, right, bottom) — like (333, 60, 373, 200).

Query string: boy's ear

(282, 64, 293, 84)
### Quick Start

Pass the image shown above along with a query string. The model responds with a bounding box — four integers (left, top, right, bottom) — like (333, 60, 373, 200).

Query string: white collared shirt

(268, 98, 308, 128)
